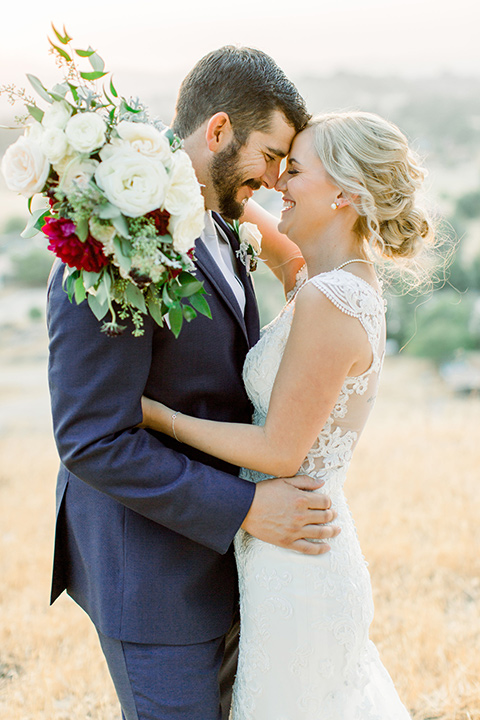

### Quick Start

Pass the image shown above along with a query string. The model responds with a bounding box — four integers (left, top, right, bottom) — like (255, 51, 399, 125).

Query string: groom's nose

(261, 161, 281, 190)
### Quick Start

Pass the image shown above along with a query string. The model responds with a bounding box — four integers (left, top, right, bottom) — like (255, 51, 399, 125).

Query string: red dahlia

(43, 216, 110, 273)
(146, 208, 171, 236)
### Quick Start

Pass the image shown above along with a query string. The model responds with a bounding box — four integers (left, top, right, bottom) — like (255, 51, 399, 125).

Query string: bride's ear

(334, 192, 358, 209)
(205, 112, 234, 153)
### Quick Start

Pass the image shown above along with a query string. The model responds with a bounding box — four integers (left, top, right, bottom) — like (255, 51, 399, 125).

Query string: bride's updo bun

(309, 112, 435, 267)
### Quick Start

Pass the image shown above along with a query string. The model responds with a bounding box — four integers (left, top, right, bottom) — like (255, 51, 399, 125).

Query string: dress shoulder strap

(306, 269, 385, 361)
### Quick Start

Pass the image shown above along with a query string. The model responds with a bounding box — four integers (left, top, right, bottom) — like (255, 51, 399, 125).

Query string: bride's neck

(301, 229, 363, 277)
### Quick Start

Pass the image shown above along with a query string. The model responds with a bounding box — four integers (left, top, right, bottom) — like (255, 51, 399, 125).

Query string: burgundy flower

(43, 216, 110, 273)
(146, 208, 171, 236)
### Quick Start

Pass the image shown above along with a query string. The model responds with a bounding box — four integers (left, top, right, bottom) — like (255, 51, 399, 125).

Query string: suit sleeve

(46, 262, 255, 554)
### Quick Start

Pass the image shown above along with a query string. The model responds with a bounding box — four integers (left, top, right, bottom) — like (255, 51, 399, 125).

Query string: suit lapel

(194, 233, 251, 345)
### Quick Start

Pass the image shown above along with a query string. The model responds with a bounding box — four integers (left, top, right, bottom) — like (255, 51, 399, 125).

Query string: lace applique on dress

(231, 269, 411, 720)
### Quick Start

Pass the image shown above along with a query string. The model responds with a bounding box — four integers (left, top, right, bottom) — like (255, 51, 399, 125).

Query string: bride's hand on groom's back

(241, 475, 340, 555)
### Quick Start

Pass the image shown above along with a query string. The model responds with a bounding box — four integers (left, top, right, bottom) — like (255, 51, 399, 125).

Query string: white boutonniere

(234, 221, 262, 274)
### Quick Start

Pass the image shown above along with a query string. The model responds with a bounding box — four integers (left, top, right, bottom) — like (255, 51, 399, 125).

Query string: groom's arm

(47, 261, 255, 555)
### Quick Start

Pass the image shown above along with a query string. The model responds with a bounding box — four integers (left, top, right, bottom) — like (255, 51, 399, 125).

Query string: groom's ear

(205, 112, 234, 153)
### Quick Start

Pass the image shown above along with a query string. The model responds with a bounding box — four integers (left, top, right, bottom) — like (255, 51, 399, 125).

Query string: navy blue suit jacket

(47, 214, 259, 645)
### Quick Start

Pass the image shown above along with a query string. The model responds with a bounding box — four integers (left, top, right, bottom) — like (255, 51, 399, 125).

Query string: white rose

(42, 100, 73, 130)
(113, 121, 172, 164)
(95, 149, 168, 218)
(169, 202, 205, 254)
(25, 122, 44, 143)
(41, 128, 70, 165)
(60, 157, 99, 195)
(239, 222, 262, 254)
(65, 112, 107, 154)
(164, 150, 203, 217)
(1, 134, 50, 197)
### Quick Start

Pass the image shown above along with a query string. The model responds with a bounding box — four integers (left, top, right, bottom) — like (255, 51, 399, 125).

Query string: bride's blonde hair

(309, 112, 436, 277)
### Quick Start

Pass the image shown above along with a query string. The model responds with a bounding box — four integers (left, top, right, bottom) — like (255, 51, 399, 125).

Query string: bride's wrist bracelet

(171, 412, 181, 442)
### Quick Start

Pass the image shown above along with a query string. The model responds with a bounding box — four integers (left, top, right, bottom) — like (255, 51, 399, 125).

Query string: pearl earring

(331, 202, 339, 210)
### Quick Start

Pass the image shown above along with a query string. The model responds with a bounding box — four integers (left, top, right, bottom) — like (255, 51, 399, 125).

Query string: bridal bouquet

(0, 25, 210, 337)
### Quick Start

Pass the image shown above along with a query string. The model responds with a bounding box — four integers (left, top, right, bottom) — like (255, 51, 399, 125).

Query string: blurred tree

(9, 246, 54, 287)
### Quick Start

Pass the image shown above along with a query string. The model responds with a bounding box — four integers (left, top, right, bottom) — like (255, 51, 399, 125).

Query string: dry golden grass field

(0, 326, 479, 720)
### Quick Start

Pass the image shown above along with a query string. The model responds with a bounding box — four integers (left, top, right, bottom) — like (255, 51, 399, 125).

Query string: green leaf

(82, 270, 101, 290)
(112, 236, 132, 274)
(52, 82, 70, 97)
(147, 297, 165, 327)
(126, 283, 147, 314)
(111, 214, 130, 238)
(74, 276, 87, 304)
(49, 41, 72, 63)
(109, 77, 118, 98)
(75, 47, 96, 58)
(21, 209, 48, 239)
(64, 270, 79, 302)
(182, 305, 197, 322)
(75, 217, 89, 242)
(94, 273, 111, 306)
(162, 284, 176, 308)
(68, 83, 79, 102)
(89, 52, 105, 73)
(27, 197, 33, 213)
(87, 292, 108, 321)
(177, 275, 204, 298)
(80, 70, 108, 81)
(189, 293, 212, 318)
(26, 74, 53, 104)
(168, 304, 184, 338)
(97, 203, 121, 220)
(26, 105, 44, 123)
(51, 23, 72, 45)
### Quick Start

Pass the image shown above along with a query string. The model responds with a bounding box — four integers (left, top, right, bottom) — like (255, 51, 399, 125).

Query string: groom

(47, 46, 337, 720)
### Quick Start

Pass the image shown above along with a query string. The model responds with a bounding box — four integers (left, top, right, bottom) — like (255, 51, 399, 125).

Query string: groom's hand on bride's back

(241, 476, 340, 554)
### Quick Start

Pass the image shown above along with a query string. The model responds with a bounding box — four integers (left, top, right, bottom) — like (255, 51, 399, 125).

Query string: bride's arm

(241, 200, 305, 295)
(142, 284, 372, 477)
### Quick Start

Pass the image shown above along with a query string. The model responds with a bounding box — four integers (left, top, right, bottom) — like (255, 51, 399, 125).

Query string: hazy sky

(1, 0, 477, 91)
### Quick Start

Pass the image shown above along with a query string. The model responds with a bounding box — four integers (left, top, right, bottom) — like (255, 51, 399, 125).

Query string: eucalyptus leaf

(51, 23, 72, 45)
(89, 53, 105, 73)
(111, 214, 130, 238)
(27, 105, 44, 123)
(49, 42, 72, 63)
(82, 270, 101, 289)
(189, 293, 212, 318)
(87, 292, 108, 321)
(75, 217, 89, 242)
(80, 70, 108, 81)
(168, 304, 184, 338)
(75, 47, 96, 58)
(112, 237, 133, 274)
(52, 82, 70, 97)
(74, 276, 87, 304)
(21, 209, 48, 239)
(126, 283, 147, 314)
(109, 77, 118, 98)
(147, 297, 165, 327)
(94, 276, 110, 306)
(26, 74, 53, 104)
(97, 203, 121, 219)
(68, 83, 79, 102)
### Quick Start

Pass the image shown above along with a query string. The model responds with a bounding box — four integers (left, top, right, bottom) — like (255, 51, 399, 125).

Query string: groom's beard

(210, 140, 262, 220)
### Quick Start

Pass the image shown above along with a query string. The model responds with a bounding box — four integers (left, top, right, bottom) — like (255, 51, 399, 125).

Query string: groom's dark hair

(171, 46, 310, 144)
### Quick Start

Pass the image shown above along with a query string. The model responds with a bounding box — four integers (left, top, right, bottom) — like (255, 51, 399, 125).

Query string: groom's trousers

(97, 612, 239, 720)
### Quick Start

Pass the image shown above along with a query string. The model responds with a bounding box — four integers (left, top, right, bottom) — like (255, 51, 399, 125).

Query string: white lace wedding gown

(230, 267, 411, 720)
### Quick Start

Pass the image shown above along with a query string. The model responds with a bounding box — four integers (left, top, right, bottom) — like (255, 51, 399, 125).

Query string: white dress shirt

(201, 211, 246, 315)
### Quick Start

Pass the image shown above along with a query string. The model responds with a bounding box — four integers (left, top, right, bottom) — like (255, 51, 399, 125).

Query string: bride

(141, 111, 434, 719)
